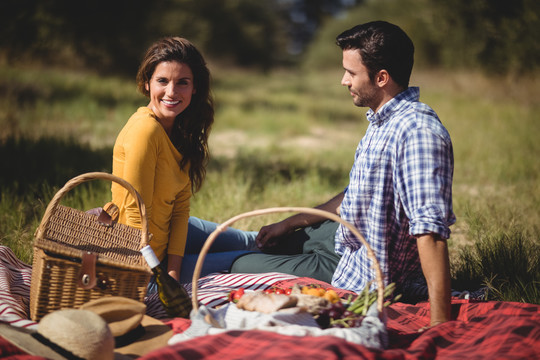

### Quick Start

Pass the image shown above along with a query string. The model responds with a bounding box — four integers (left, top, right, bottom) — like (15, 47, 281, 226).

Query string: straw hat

(81, 296, 173, 358)
(0, 297, 173, 359)
(0, 309, 115, 360)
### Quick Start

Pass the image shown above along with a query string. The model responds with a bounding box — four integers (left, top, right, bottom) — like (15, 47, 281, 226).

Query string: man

(231, 21, 455, 327)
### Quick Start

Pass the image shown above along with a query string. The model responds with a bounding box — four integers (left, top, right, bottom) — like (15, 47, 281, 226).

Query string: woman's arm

(166, 179, 190, 281)
(167, 179, 191, 257)
(115, 117, 159, 229)
(166, 254, 183, 281)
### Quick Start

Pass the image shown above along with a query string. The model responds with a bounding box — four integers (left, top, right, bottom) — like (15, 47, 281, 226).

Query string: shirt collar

(366, 87, 420, 126)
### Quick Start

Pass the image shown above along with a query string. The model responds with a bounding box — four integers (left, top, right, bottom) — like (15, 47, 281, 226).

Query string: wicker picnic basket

(29, 172, 152, 321)
(190, 207, 386, 317)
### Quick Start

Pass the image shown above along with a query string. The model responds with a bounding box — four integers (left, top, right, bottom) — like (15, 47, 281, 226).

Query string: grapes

(315, 312, 330, 328)
(333, 301, 345, 313)
(316, 301, 365, 329)
(313, 282, 401, 329)
(328, 309, 341, 319)
(323, 300, 345, 321)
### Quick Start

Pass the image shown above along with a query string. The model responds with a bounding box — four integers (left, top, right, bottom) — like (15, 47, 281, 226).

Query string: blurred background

(1, 0, 538, 75)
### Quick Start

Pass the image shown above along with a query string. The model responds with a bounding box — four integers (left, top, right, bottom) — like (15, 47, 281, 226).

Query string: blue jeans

(147, 216, 258, 292)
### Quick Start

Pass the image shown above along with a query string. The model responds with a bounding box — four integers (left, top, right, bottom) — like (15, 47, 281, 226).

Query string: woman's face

(146, 60, 195, 127)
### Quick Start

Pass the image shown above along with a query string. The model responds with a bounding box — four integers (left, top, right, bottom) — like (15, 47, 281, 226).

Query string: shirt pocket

(355, 146, 393, 195)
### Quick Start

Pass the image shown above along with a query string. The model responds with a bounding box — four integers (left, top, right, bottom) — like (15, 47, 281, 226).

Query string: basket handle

(35, 172, 150, 249)
(191, 207, 385, 314)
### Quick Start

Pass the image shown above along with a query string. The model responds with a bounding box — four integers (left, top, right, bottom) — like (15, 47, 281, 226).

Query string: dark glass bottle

(141, 245, 192, 318)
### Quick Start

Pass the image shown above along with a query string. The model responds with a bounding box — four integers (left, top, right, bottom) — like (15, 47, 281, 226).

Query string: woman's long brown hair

(136, 37, 214, 193)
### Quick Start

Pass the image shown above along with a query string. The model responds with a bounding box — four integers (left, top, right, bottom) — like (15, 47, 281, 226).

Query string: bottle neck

(140, 245, 160, 269)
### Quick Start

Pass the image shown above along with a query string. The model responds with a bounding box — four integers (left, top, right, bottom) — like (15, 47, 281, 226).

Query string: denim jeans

(147, 216, 258, 292)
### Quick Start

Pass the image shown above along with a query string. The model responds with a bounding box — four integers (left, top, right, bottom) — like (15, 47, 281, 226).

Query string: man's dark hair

(336, 21, 414, 89)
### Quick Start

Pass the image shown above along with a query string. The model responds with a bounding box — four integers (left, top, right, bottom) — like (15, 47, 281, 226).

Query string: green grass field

(0, 64, 538, 303)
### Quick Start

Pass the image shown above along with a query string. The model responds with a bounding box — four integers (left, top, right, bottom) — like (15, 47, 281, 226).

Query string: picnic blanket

(0, 245, 539, 359)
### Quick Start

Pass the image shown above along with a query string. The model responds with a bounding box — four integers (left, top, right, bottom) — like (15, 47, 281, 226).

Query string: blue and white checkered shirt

(331, 87, 456, 295)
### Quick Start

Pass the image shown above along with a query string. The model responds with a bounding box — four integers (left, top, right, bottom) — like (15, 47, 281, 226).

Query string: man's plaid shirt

(332, 87, 456, 294)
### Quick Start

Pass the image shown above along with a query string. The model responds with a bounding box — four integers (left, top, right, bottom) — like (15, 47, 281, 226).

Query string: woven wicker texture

(30, 172, 152, 321)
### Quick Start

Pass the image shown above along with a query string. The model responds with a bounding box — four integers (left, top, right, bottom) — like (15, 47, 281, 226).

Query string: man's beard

(352, 89, 377, 108)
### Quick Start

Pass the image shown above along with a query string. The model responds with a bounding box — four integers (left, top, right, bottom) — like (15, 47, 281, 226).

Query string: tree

(0, 0, 153, 74)
(0, 0, 363, 72)
(302, 0, 540, 75)
(147, 0, 289, 70)
(431, 0, 540, 74)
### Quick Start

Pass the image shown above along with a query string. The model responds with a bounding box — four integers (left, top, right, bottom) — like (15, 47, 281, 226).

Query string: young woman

(112, 37, 257, 288)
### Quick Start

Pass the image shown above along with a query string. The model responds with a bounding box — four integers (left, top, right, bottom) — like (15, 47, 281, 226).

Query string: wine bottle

(140, 245, 192, 318)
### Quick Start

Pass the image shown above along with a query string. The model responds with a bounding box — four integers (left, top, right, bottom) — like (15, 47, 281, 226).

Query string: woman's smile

(146, 61, 195, 132)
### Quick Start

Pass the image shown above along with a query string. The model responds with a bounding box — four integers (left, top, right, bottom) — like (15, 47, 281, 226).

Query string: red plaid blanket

(0, 246, 539, 359)
(142, 299, 539, 360)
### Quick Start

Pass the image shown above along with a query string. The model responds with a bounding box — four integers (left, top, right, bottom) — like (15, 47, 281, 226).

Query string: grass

(0, 63, 538, 304)
(452, 210, 539, 304)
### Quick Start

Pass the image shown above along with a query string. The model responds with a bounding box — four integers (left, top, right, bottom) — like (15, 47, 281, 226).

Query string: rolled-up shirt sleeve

(397, 127, 456, 239)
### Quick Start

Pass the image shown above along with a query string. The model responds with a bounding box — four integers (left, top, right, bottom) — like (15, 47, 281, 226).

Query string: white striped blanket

(0, 246, 297, 328)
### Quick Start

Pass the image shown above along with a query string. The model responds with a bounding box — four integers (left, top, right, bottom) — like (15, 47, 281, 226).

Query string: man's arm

(256, 191, 344, 249)
(416, 234, 451, 327)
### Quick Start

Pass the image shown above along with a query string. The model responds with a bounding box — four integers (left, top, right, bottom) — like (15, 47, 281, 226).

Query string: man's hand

(416, 234, 452, 326)
(255, 191, 345, 250)
(255, 220, 293, 250)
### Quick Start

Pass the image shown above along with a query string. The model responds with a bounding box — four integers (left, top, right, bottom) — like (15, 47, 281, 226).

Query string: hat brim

(114, 315, 173, 358)
(0, 318, 171, 360)
(0, 322, 70, 360)
(79, 296, 174, 358)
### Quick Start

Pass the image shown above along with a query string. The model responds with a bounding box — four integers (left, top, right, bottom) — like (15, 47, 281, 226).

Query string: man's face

(341, 49, 379, 110)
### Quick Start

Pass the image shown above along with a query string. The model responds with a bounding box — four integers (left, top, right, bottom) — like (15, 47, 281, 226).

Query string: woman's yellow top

(112, 107, 191, 261)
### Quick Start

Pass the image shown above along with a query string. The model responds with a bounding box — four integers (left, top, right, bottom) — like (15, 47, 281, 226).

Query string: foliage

(2, 0, 537, 75)
(430, 0, 540, 74)
(147, 0, 289, 70)
(303, 0, 540, 75)
(0, 0, 153, 74)
(0, 0, 359, 73)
